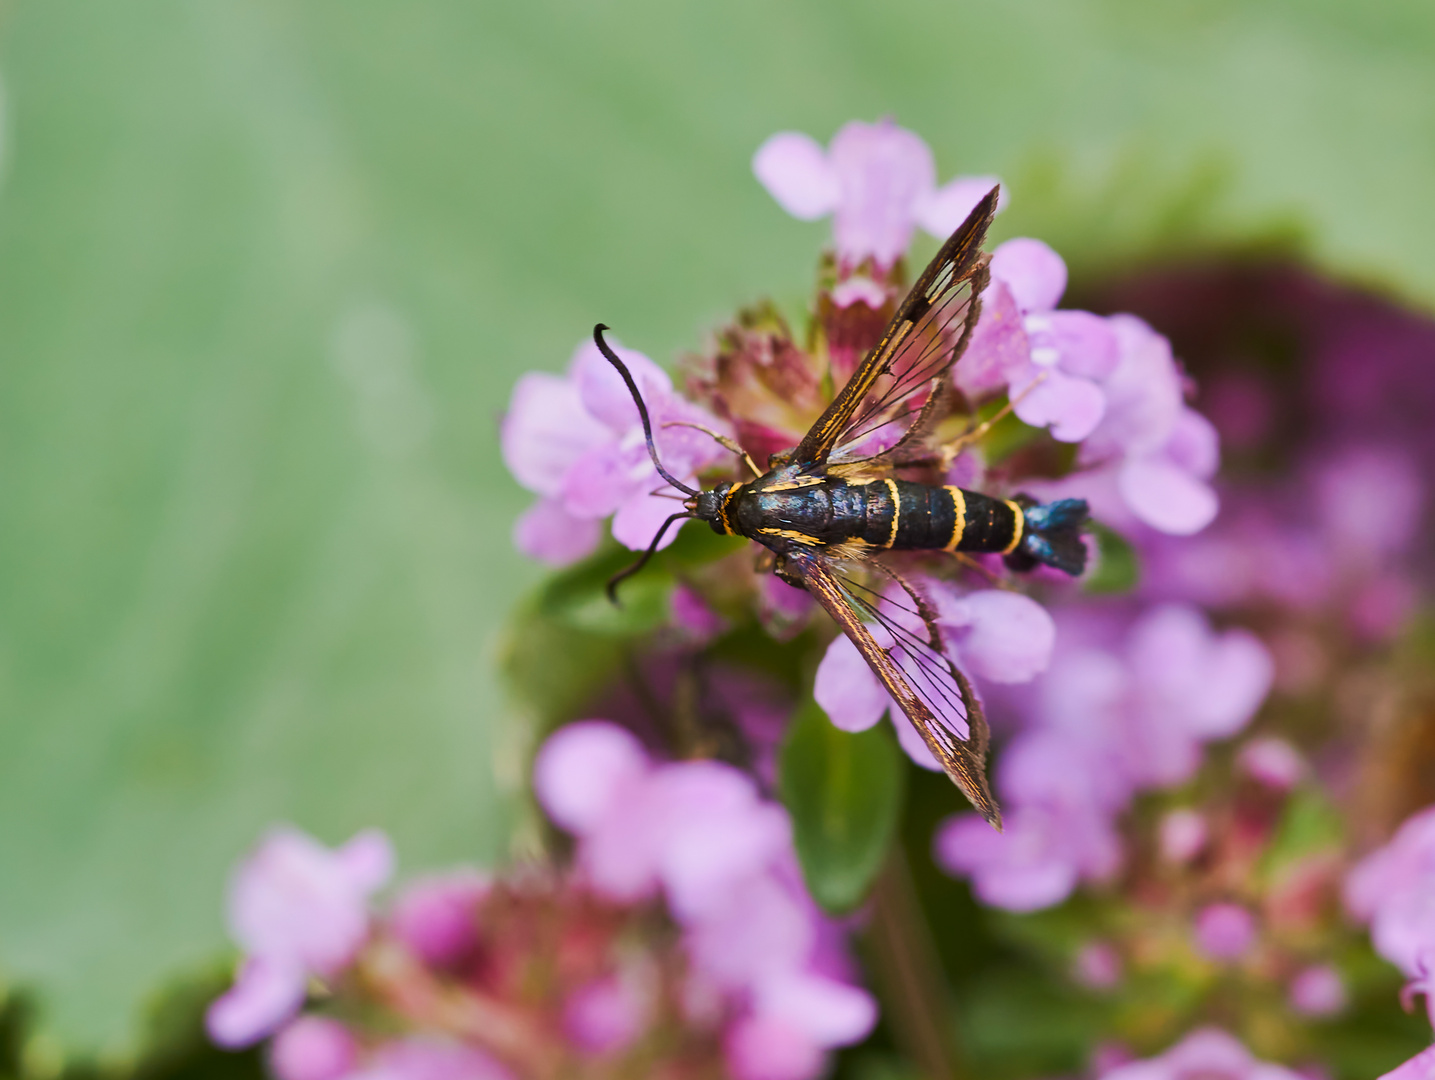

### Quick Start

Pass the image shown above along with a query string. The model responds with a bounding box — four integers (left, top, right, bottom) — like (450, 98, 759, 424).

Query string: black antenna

(607, 510, 692, 604)
(593, 324, 700, 497)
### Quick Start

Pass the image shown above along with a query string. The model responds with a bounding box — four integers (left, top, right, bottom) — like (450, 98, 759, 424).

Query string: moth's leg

(662, 420, 761, 478)
(935, 371, 1050, 468)
(771, 553, 808, 592)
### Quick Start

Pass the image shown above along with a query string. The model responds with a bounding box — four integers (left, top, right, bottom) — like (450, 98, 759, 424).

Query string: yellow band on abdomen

(1001, 500, 1025, 555)
(944, 486, 967, 552)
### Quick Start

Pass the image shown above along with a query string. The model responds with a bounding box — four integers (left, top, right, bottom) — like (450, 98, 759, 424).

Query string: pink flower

(1159, 809, 1209, 864)
(812, 584, 1055, 769)
(563, 969, 653, 1055)
(724, 1014, 825, 1080)
(350, 1038, 513, 1080)
(753, 120, 1001, 271)
(1073, 941, 1124, 990)
(501, 338, 730, 563)
(1400, 954, 1435, 1029)
(208, 827, 394, 1048)
(1237, 737, 1306, 790)
(1193, 903, 1258, 961)
(958, 239, 1119, 443)
(269, 1017, 359, 1080)
(390, 871, 490, 968)
(1074, 316, 1221, 535)
(1098, 1028, 1303, 1080)
(1345, 805, 1435, 976)
(1289, 964, 1348, 1018)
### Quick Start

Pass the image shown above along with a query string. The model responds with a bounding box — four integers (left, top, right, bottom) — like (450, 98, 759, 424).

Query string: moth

(595, 187, 1088, 826)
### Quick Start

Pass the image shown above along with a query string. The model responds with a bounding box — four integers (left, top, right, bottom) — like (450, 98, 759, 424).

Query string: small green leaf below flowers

(537, 546, 673, 637)
(779, 701, 905, 914)
(1084, 521, 1141, 595)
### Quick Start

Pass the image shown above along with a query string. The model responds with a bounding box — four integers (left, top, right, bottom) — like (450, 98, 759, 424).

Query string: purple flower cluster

(501, 337, 731, 565)
(1346, 804, 1435, 1024)
(1097, 1028, 1303, 1080)
(207, 827, 394, 1048)
(534, 720, 876, 1080)
(934, 603, 1272, 911)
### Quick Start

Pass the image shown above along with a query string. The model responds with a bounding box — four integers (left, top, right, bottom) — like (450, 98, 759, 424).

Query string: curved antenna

(593, 324, 700, 497)
(607, 511, 692, 605)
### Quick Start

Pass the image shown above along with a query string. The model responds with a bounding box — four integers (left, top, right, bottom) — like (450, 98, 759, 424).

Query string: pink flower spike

(512, 498, 603, 567)
(990, 238, 1068, 313)
(935, 588, 1055, 684)
(1238, 737, 1306, 790)
(1194, 902, 1258, 961)
(533, 721, 650, 836)
(206, 955, 308, 1049)
(1289, 964, 1348, 1018)
(390, 871, 489, 968)
(752, 133, 840, 220)
(269, 1017, 359, 1080)
(813, 634, 890, 733)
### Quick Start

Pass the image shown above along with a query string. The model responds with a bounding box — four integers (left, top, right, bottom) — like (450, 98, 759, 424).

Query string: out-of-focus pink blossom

(1073, 941, 1124, 990)
(1289, 964, 1348, 1018)
(1098, 1028, 1303, 1080)
(1345, 805, 1435, 976)
(753, 120, 1001, 271)
(933, 587, 1057, 684)
(534, 722, 874, 1075)
(269, 1017, 359, 1080)
(1379, 1045, 1435, 1080)
(724, 1014, 824, 1080)
(502, 338, 730, 562)
(1237, 737, 1306, 790)
(350, 1038, 513, 1080)
(1194, 903, 1258, 961)
(813, 633, 892, 735)
(1159, 809, 1209, 865)
(208, 827, 394, 1047)
(563, 969, 653, 1055)
(390, 872, 489, 968)
(1312, 446, 1424, 564)
(1400, 955, 1435, 1029)
(670, 583, 727, 641)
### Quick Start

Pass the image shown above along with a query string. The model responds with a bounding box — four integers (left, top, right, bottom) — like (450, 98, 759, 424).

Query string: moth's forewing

(787, 549, 1000, 827)
(794, 187, 1000, 469)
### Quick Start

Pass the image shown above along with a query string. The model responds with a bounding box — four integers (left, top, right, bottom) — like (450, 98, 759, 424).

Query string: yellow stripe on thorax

(943, 486, 967, 552)
(1000, 500, 1026, 555)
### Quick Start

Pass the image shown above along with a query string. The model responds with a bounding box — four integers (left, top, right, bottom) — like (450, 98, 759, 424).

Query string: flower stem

(867, 846, 962, 1080)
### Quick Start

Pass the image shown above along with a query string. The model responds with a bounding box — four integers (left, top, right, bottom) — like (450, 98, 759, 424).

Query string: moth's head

(688, 483, 734, 533)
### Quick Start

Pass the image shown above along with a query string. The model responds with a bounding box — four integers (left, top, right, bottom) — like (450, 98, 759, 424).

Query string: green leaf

(779, 701, 905, 914)
(1084, 521, 1141, 595)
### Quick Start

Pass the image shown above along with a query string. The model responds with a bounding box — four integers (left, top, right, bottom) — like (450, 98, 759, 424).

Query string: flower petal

(500, 373, 608, 497)
(891, 709, 943, 771)
(1013, 367, 1107, 443)
(813, 635, 889, 732)
(1047, 309, 1119, 380)
(752, 132, 840, 220)
(335, 829, 395, 893)
(206, 956, 307, 1049)
(938, 589, 1055, 684)
(913, 174, 1002, 237)
(534, 721, 650, 835)
(954, 280, 1029, 399)
(828, 119, 935, 268)
(611, 487, 692, 551)
(512, 497, 603, 567)
(269, 1017, 359, 1080)
(1118, 456, 1219, 535)
(989, 238, 1067, 313)
(570, 337, 672, 431)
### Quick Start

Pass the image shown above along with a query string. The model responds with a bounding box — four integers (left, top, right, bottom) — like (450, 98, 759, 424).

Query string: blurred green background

(0, 0, 1432, 1059)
